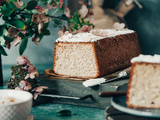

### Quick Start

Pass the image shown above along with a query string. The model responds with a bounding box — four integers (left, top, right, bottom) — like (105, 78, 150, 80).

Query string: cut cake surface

(127, 54, 160, 109)
(53, 29, 141, 78)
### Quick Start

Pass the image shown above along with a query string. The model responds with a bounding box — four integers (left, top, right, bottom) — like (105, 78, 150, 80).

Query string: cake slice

(53, 29, 141, 78)
(127, 54, 160, 109)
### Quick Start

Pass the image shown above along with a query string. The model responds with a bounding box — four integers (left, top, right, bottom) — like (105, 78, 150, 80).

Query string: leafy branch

(13, 0, 37, 18)
(0, 0, 94, 55)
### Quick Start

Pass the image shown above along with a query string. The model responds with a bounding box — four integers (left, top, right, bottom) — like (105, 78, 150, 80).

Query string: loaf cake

(127, 54, 160, 109)
(53, 29, 141, 78)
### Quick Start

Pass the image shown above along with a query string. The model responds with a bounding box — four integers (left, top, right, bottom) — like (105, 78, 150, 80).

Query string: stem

(49, 15, 67, 20)
(19, 13, 68, 21)
(13, 0, 37, 18)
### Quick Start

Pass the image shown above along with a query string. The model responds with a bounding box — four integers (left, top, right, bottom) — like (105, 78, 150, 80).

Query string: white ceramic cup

(0, 90, 33, 120)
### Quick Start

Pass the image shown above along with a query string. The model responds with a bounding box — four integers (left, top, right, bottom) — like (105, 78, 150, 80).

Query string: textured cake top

(56, 29, 134, 42)
(131, 54, 160, 63)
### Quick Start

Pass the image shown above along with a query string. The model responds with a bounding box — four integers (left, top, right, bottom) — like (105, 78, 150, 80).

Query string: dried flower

(46, 1, 59, 9)
(25, 63, 38, 79)
(112, 22, 125, 30)
(64, 7, 71, 18)
(79, 25, 92, 33)
(7, 55, 48, 103)
(32, 86, 48, 100)
(13, 0, 23, 9)
(78, 5, 89, 18)
(59, 0, 64, 8)
(16, 55, 29, 65)
(32, 35, 40, 45)
(57, 30, 69, 37)
(32, 13, 49, 34)
(19, 80, 32, 91)
(11, 36, 21, 46)
(91, 29, 108, 37)
(35, 6, 48, 14)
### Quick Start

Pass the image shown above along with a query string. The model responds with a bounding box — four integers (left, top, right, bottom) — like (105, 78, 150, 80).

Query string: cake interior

(127, 63, 160, 108)
(53, 43, 99, 78)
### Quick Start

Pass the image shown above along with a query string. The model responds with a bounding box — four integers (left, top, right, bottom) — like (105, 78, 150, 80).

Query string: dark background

(103, 0, 160, 55)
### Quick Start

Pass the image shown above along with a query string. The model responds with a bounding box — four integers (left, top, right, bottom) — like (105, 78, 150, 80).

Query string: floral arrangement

(0, 0, 94, 56)
(7, 55, 48, 100)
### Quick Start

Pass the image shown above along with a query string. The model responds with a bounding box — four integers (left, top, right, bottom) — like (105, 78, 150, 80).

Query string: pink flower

(8, 27, 27, 47)
(35, 6, 48, 14)
(33, 86, 48, 93)
(91, 29, 108, 37)
(46, 1, 58, 9)
(32, 13, 49, 34)
(8, 27, 19, 38)
(35, 6, 43, 11)
(78, 5, 89, 18)
(32, 86, 48, 100)
(32, 35, 40, 45)
(19, 80, 32, 91)
(13, 0, 23, 9)
(11, 75, 15, 79)
(112, 22, 125, 30)
(25, 63, 38, 79)
(16, 55, 29, 65)
(63, 7, 71, 18)
(79, 25, 92, 33)
(20, 30, 26, 34)
(57, 30, 69, 37)
(15, 87, 23, 91)
(59, 0, 64, 8)
(11, 36, 21, 46)
(46, 4, 52, 9)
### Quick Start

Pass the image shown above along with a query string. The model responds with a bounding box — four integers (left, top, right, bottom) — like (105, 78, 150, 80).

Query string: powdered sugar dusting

(91, 29, 108, 37)
(56, 29, 134, 42)
(131, 54, 160, 63)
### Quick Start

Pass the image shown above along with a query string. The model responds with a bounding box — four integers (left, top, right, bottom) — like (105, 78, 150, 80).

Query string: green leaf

(31, 9, 38, 14)
(9, 19, 26, 29)
(0, 37, 6, 46)
(3, 35, 14, 42)
(56, 110, 72, 116)
(0, 46, 7, 56)
(0, 27, 8, 46)
(1, 2, 16, 16)
(26, 1, 38, 10)
(0, 27, 8, 36)
(19, 37, 28, 55)
(36, 34, 43, 43)
(53, 19, 62, 28)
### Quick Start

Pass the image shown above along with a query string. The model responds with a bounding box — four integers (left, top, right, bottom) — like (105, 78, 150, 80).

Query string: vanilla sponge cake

(127, 54, 160, 109)
(53, 29, 141, 78)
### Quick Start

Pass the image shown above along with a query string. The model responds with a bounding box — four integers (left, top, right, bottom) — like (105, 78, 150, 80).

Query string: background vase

(0, 54, 3, 86)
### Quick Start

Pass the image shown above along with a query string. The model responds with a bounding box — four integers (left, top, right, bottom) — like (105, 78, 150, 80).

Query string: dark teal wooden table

(2, 64, 105, 120)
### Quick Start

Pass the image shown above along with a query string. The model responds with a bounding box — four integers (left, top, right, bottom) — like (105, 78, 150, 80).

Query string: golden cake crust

(53, 32, 141, 78)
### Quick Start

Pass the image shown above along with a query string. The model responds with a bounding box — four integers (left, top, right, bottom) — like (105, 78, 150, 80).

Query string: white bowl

(0, 89, 33, 120)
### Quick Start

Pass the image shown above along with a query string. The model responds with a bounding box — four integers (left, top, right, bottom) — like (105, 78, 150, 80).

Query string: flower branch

(19, 12, 68, 21)
(13, 0, 37, 18)
(0, 0, 94, 56)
